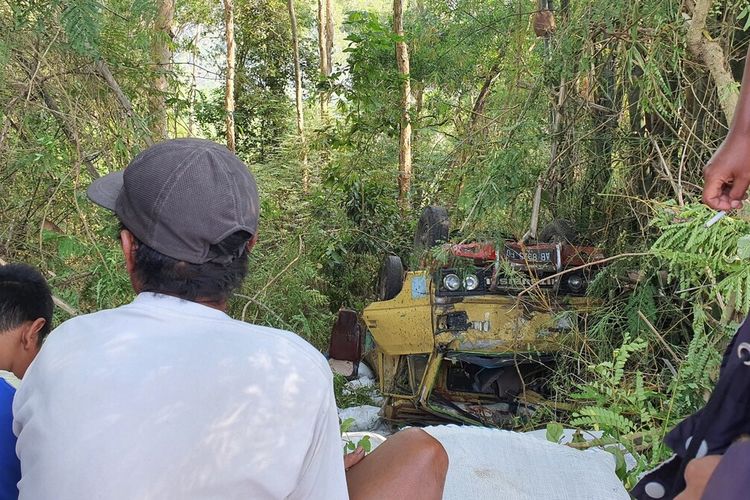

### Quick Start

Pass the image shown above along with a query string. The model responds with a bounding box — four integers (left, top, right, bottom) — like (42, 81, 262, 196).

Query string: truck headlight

(566, 274, 585, 292)
(443, 273, 461, 291)
(464, 274, 479, 291)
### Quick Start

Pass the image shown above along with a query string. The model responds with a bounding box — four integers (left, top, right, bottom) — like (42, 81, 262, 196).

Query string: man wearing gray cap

(12, 139, 447, 499)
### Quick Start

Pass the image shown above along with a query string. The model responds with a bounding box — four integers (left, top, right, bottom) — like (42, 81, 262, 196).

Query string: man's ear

(121, 229, 138, 275)
(21, 318, 46, 350)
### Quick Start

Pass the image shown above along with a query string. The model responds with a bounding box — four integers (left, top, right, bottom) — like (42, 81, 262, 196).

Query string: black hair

(126, 227, 252, 303)
(0, 263, 54, 345)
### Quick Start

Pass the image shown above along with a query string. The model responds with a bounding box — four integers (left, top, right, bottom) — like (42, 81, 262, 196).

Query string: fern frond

(572, 406, 635, 435)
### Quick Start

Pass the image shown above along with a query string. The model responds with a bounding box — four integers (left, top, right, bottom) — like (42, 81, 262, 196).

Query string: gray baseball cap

(87, 138, 259, 264)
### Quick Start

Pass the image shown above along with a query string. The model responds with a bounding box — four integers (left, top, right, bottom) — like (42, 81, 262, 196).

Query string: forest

(2, 0, 750, 488)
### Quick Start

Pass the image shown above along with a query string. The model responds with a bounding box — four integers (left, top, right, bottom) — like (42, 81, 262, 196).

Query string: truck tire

(378, 255, 404, 300)
(414, 206, 450, 255)
(539, 219, 578, 244)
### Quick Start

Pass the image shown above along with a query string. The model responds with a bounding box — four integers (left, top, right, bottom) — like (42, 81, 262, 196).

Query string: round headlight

(464, 274, 479, 291)
(443, 273, 461, 291)
(566, 274, 585, 292)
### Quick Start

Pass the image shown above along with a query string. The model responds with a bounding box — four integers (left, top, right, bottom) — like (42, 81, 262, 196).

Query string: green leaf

(57, 235, 86, 260)
(737, 235, 750, 259)
(339, 417, 355, 434)
(604, 446, 628, 480)
(545, 422, 564, 444)
(357, 435, 372, 453)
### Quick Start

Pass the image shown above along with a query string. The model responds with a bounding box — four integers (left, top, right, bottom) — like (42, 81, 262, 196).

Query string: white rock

(344, 377, 375, 393)
(338, 405, 381, 431)
(357, 362, 375, 380)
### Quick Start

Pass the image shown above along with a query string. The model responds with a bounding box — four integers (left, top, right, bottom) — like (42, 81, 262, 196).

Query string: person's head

(0, 263, 54, 378)
(87, 139, 260, 307)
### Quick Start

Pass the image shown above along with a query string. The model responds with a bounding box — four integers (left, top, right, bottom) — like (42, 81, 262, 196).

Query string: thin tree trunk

(223, 0, 236, 152)
(317, 0, 334, 119)
(325, 0, 334, 68)
(394, 0, 412, 207)
(94, 60, 155, 147)
(412, 80, 423, 147)
(453, 57, 503, 199)
(686, 0, 739, 123)
(288, 0, 309, 193)
(469, 61, 502, 132)
(317, 0, 329, 118)
(188, 29, 199, 136)
(149, 0, 173, 140)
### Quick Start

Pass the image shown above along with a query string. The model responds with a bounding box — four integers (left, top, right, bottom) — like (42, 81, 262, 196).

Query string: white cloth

(423, 425, 630, 500)
(13, 293, 348, 500)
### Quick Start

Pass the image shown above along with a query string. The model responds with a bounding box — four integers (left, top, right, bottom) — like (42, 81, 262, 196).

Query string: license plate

(505, 247, 555, 263)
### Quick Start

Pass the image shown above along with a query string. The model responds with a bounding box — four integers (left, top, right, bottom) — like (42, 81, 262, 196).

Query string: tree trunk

(317, 0, 329, 118)
(469, 61, 502, 133)
(223, 0, 236, 152)
(188, 29, 200, 137)
(288, 0, 309, 192)
(325, 0, 334, 68)
(582, 49, 620, 227)
(94, 60, 154, 147)
(149, 0, 173, 140)
(394, 0, 412, 207)
(318, 0, 334, 119)
(686, 0, 739, 123)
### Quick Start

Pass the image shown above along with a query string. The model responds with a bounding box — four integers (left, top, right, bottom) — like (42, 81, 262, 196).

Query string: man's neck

(138, 290, 227, 312)
(194, 298, 227, 312)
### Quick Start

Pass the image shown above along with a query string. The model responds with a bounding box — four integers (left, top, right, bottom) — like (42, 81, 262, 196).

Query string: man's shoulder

(47, 299, 332, 381)
(51, 302, 131, 330)
(231, 322, 332, 380)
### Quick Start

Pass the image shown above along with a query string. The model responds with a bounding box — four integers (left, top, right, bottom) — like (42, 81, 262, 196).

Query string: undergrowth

(543, 202, 742, 487)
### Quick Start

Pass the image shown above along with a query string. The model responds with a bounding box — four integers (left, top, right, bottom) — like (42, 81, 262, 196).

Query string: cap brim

(87, 171, 124, 211)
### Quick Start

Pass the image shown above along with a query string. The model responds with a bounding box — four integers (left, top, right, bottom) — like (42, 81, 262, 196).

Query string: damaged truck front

(357, 207, 606, 426)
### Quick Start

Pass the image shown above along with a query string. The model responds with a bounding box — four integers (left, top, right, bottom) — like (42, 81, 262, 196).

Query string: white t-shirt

(13, 293, 348, 500)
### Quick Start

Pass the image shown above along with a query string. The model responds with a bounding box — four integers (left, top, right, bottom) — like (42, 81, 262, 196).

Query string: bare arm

(703, 45, 750, 210)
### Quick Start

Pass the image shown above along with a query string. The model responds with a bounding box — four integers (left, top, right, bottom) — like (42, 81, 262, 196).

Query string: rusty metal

(363, 259, 601, 425)
(328, 308, 364, 379)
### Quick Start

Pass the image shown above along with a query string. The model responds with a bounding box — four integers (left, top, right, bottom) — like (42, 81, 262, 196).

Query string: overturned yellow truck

(361, 207, 605, 426)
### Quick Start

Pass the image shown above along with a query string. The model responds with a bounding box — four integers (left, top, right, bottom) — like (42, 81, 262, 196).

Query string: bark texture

(325, 0, 334, 66)
(149, 0, 173, 140)
(94, 60, 154, 147)
(686, 0, 739, 123)
(318, 0, 334, 118)
(394, 0, 412, 206)
(288, 0, 309, 192)
(223, 0, 236, 152)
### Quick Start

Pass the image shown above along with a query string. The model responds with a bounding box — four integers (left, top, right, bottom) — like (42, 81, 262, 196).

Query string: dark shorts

(632, 317, 750, 499)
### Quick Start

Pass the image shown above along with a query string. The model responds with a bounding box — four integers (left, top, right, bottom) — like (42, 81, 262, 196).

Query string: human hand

(344, 446, 365, 471)
(703, 134, 750, 210)
(674, 455, 722, 500)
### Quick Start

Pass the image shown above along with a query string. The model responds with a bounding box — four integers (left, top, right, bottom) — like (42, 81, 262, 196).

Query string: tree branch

(685, 0, 739, 123)
(93, 60, 154, 147)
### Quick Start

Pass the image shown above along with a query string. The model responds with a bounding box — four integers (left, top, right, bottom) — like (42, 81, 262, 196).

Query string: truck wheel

(414, 206, 450, 255)
(539, 219, 578, 244)
(378, 255, 404, 300)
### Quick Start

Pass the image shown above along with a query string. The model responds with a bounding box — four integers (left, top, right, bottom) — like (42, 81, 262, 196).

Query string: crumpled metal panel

(363, 272, 434, 355)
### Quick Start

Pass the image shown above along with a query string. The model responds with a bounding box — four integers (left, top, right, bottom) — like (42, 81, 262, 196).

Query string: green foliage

(652, 203, 750, 314)
(568, 334, 662, 485)
(340, 418, 373, 453)
(60, 0, 103, 56)
(545, 422, 564, 444)
(4, 0, 750, 491)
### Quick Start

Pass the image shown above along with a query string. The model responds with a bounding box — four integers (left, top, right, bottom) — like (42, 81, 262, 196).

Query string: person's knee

(399, 428, 449, 475)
